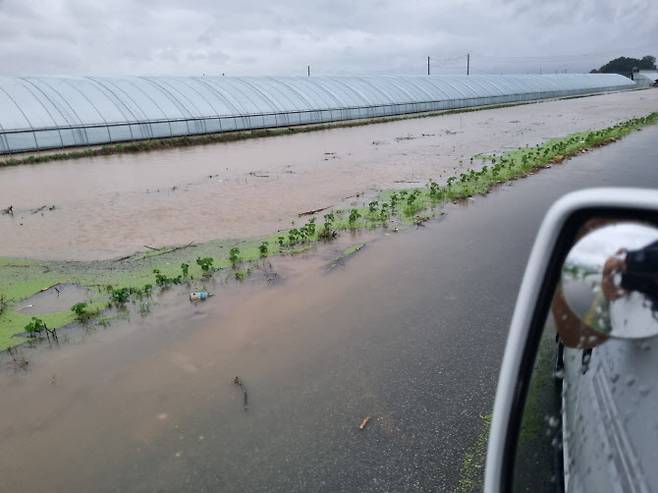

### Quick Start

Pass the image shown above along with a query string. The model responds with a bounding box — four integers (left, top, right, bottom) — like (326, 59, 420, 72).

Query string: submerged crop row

(0, 112, 656, 351)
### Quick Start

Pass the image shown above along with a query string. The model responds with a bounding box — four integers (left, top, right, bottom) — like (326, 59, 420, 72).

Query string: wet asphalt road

(2, 126, 658, 493)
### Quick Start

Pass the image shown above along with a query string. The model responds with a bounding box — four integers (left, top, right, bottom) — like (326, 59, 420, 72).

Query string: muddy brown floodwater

(0, 89, 657, 261)
(1, 122, 658, 492)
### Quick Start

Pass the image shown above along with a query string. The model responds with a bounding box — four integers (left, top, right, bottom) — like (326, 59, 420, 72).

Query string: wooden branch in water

(298, 205, 332, 217)
(145, 241, 196, 258)
(114, 241, 196, 262)
(233, 376, 248, 412)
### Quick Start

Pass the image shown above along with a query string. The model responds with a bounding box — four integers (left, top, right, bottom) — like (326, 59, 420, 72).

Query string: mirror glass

(561, 222, 658, 340)
(514, 220, 658, 492)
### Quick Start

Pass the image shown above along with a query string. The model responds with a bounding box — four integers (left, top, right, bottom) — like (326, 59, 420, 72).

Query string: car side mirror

(485, 188, 658, 492)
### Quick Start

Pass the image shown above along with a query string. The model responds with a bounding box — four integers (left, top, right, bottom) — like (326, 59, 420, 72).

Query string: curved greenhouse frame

(0, 74, 635, 154)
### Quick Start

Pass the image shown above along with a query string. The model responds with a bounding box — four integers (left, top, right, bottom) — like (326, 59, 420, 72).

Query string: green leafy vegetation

(71, 302, 91, 322)
(259, 241, 269, 258)
(0, 294, 7, 316)
(229, 248, 241, 268)
(196, 256, 215, 273)
(153, 269, 182, 287)
(24, 316, 59, 340)
(24, 317, 48, 337)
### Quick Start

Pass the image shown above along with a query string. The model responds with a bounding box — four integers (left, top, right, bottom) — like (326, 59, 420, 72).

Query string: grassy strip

(1, 112, 656, 349)
(454, 413, 492, 493)
(0, 93, 617, 168)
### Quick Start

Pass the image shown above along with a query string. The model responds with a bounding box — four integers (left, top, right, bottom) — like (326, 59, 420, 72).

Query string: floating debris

(189, 291, 213, 302)
(233, 376, 248, 412)
(358, 416, 371, 430)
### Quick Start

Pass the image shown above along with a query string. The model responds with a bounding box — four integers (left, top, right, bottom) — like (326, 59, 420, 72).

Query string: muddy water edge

(1, 126, 658, 492)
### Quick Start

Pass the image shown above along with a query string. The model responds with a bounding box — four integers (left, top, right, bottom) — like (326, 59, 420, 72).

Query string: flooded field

(1, 89, 657, 261)
(2, 127, 658, 492)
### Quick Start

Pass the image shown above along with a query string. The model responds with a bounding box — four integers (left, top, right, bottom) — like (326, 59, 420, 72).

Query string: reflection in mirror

(560, 222, 658, 341)
(514, 220, 658, 493)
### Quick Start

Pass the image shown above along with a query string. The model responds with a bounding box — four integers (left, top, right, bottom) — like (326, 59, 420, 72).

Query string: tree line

(591, 55, 656, 76)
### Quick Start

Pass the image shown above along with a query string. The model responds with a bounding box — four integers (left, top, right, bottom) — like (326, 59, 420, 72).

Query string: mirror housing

(485, 188, 658, 492)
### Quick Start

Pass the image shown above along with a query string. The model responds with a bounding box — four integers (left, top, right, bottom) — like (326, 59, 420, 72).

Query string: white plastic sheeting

(0, 74, 635, 153)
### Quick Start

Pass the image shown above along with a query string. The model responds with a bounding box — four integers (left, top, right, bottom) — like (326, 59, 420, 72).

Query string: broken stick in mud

(233, 376, 249, 412)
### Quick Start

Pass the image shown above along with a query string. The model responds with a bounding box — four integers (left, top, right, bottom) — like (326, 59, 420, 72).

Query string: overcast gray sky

(1, 0, 656, 76)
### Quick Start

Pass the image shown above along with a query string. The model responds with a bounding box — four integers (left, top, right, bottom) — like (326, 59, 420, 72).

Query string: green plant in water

(277, 236, 286, 247)
(404, 189, 422, 216)
(229, 247, 241, 268)
(428, 179, 442, 200)
(71, 302, 91, 322)
(0, 294, 7, 316)
(379, 203, 390, 221)
(25, 316, 48, 337)
(180, 262, 190, 277)
(288, 228, 300, 246)
(390, 192, 399, 210)
(109, 286, 132, 304)
(368, 200, 379, 213)
(318, 214, 337, 241)
(234, 270, 247, 281)
(196, 257, 214, 273)
(348, 208, 361, 226)
(153, 269, 182, 287)
(259, 241, 269, 258)
(300, 217, 316, 239)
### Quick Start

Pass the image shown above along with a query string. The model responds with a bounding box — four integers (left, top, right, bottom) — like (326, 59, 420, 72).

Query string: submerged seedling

(24, 316, 57, 341)
(196, 257, 215, 273)
(71, 302, 92, 322)
(24, 317, 47, 337)
(259, 241, 269, 258)
(229, 248, 241, 268)
(348, 208, 361, 226)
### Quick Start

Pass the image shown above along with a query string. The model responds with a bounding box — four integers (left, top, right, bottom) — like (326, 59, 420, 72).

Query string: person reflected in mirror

(551, 219, 617, 350)
(601, 240, 658, 310)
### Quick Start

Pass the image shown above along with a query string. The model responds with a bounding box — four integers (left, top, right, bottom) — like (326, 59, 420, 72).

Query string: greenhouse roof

(0, 74, 635, 153)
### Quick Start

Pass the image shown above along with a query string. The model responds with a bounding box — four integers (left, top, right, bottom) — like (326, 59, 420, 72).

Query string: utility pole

(307, 65, 310, 77)
(427, 56, 430, 76)
(466, 53, 470, 75)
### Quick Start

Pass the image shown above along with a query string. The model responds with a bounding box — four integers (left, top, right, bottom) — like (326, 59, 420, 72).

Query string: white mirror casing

(485, 188, 658, 492)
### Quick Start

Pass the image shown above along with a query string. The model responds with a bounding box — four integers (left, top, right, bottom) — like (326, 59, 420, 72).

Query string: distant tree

(591, 55, 656, 75)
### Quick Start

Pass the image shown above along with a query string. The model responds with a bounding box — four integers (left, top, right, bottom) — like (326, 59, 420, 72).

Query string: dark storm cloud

(0, 0, 656, 76)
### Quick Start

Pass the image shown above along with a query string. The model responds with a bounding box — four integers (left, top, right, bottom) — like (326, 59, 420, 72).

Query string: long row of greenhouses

(0, 74, 636, 154)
